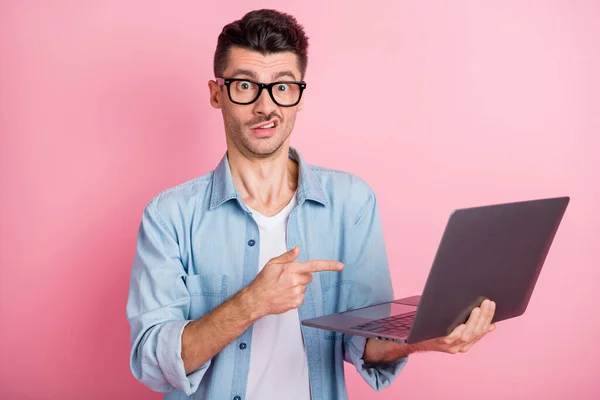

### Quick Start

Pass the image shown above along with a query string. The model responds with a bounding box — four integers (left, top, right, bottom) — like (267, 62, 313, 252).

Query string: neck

(227, 143, 299, 216)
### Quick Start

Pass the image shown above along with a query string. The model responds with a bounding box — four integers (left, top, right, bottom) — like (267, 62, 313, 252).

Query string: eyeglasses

(216, 78, 306, 107)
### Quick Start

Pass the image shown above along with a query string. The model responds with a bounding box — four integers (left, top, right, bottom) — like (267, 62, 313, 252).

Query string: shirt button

(239, 342, 247, 350)
(233, 397, 241, 400)
(248, 239, 255, 246)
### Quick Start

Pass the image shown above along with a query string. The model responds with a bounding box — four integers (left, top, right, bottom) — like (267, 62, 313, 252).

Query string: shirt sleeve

(126, 200, 209, 396)
(342, 188, 408, 391)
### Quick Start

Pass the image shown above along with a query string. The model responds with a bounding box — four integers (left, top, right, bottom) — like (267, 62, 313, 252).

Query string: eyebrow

(272, 70, 298, 81)
(230, 69, 299, 81)
(231, 69, 258, 79)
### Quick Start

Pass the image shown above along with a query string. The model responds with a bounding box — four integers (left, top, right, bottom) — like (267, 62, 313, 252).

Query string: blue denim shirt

(126, 147, 408, 399)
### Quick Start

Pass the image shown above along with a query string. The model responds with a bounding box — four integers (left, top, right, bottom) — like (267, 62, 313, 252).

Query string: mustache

(245, 112, 282, 128)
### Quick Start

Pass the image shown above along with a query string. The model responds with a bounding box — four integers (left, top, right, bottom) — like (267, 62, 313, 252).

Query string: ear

(208, 80, 222, 109)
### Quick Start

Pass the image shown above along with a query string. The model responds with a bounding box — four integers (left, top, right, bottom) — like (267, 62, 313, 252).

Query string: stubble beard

(224, 112, 295, 159)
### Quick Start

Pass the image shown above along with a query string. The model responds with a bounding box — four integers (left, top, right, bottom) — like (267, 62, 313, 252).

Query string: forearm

(182, 286, 261, 374)
(363, 338, 432, 364)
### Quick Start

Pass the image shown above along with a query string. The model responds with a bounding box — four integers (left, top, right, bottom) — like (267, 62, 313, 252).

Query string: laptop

(302, 196, 570, 344)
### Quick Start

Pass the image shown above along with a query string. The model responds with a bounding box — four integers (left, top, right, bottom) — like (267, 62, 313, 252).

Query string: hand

(246, 246, 344, 318)
(424, 299, 497, 354)
(364, 299, 496, 363)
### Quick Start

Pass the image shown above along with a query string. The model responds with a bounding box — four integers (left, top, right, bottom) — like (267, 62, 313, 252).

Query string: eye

(276, 83, 289, 92)
(238, 81, 253, 90)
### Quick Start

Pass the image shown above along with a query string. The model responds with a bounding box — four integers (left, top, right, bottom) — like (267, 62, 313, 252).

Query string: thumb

(270, 246, 300, 264)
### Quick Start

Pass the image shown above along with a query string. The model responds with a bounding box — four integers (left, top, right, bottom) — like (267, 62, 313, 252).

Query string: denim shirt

(126, 147, 408, 399)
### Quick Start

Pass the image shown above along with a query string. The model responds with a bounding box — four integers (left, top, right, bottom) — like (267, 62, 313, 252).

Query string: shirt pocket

(184, 273, 228, 320)
(321, 280, 352, 341)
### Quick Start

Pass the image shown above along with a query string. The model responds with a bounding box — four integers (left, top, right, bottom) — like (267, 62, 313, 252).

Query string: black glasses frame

(216, 78, 306, 107)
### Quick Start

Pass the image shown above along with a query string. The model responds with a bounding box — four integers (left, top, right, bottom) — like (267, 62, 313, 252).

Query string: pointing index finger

(295, 260, 344, 273)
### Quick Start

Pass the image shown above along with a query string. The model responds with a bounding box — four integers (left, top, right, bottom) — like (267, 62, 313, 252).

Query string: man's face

(209, 47, 304, 158)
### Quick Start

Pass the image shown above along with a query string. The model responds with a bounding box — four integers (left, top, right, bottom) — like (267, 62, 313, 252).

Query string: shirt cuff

(343, 334, 408, 391)
(156, 320, 211, 396)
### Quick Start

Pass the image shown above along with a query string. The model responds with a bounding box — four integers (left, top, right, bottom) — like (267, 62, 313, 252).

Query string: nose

(252, 87, 277, 116)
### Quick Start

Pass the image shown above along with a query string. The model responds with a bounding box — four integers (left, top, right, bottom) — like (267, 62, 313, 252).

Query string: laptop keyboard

(351, 311, 416, 337)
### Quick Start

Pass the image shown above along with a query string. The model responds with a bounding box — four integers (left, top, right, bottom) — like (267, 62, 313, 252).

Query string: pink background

(1, 1, 599, 399)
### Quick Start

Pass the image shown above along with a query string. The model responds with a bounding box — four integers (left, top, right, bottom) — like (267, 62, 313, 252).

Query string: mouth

(249, 119, 279, 138)
(250, 119, 279, 130)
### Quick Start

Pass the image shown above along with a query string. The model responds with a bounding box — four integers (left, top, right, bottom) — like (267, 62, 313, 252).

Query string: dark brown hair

(214, 9, 309, 80)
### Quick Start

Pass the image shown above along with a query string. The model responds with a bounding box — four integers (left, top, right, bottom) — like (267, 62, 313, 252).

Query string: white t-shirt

(245, 193, 311, 400)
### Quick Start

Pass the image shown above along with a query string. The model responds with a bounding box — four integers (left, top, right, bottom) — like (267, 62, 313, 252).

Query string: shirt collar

(209, 146, 329, 210)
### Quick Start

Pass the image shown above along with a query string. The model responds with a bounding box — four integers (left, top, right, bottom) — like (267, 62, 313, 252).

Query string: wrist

(365, 339, 410, 364)
(237, 285, 266, 322)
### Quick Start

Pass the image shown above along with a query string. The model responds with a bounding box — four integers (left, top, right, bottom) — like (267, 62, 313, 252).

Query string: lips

(256, 122, 275, 129)
(249, 119, 279, 138)
(250, 118, 279, 130)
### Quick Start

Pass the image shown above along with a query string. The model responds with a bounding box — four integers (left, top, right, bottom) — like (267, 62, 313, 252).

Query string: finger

(459, 341, 476, 353)
(473, 300, 493, 338)
(460, 307, 482, 343)
(287, 270, 312, 287)
(293, 285, 307, 296)
(270, 246, 300, 264)
(479, 301, 496, 335)
(443, 324, 467, 346)
(295, 272, 313, 286)
(287, 271, 313, 287)
(294, 293, 305, 309)
(295, 260, 344, 273)
(460, 302, 496, 353)
(459, 300, 496, 353)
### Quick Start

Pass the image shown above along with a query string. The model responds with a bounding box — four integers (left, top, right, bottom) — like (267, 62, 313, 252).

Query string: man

(126, 9, 496, 400)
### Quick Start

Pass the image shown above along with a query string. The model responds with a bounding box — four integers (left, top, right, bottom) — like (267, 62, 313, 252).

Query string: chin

(244, 139, 286, 157)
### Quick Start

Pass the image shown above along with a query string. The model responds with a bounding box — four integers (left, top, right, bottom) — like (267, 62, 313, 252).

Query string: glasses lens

(229, 80, 259, 104)
(272, 83, 301, 106)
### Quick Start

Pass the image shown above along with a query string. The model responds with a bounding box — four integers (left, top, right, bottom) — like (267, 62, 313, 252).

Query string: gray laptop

(302, 196, 569, 344)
